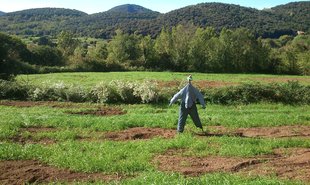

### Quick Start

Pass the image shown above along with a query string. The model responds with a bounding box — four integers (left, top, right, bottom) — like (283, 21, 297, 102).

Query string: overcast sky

(0, 0, 306, 14)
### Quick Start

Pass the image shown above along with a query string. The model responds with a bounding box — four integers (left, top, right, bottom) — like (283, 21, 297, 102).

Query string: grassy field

(1, 72, 309, 184)
(0, 101, 309, 184)
(16, 72, 310, 87)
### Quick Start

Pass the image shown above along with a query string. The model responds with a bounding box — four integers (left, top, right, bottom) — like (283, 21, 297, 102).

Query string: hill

(0, 2, 309, 38)
(64, 5, 160, 38)
(270, 2, 310, 32)
(157, 2, 306, 38)
(0, 8, 87, 35)
(0, 11, 5, 16)
(107, 4, 157, 13)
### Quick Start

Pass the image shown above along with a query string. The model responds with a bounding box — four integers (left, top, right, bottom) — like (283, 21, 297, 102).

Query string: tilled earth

(0, 160, 124, 185)
(153, 148, 310, 182)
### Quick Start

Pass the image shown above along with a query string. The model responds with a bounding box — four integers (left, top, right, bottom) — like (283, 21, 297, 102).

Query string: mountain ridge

(107, 4, 159, 14)
(0, 2, 308, 38)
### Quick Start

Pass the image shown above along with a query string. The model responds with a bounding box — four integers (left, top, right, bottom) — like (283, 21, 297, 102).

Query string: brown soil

(104, 127, 176, 141)
(153, 149, 263, 176)
(67, 107, 126, 116)
(153, 148, 310, 182)
(20, 126, 58, 133)
(11, 127, 58, 145)
(197, 125, 310, 138)
(0, 100, 94, 109)
(239, 148, 310, 182)
(0, 160, 123, 185)
(195, 80, 238, 88)
(0, 101, 47, 107)
(251, 77, 310, 84)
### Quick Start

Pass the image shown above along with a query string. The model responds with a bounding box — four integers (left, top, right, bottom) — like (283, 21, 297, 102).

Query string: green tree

(88, 41, 108, 60)
(139, 35, 157, 69)
(170, 25, 195, 71)
(189, 27, 216, 72)
(31, 45, 64, 66)
(107, 29, 141, 69)
(57, 31, 80, 57)
(218, 28, 270, 73)
(154, 27, 173, 70)
(0, 32, 34, 79)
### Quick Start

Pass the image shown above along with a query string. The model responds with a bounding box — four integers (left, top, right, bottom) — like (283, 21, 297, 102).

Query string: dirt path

(153, 148, 310, 182)
(0, 160, 123, 185)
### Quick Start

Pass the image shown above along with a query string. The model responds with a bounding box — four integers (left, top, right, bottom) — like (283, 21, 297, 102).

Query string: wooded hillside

(0, 2, 309, 38)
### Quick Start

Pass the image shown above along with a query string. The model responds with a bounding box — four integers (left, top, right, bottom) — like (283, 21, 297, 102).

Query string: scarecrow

(169, 75, 206, 133)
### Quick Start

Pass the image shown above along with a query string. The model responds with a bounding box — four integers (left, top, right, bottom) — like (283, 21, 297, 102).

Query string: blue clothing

(169, 83, 206, 108)
(169, 83, 206, 132)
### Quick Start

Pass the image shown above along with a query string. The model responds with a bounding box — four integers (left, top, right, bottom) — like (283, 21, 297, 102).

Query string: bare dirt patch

(197, 125, 310, 138)
(67, 107, 126, 116)
(153, 148, 310, 182)
(251, 77, 310, 84)
(0, 160, 123, 185)
(104, 127, 176, 141)
(0, 100, 95, 109)
(239, 148, 310, 182)
(20, 126, 58, 134)
(195, 80, 238, 88)
(0, 101, 47, 107)
(153, 149, 264, 176)
(11, 127, 58, 145)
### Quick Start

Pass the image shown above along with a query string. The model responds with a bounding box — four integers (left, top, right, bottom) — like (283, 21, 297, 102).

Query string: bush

(90, 82, 119, 103)
(205, 81, 310, 105)
(0, 79, 309, 105)
(133, 80, 159, 103)
(0, 80, 29, 100)
(111, 80, 139, 103)
(29, 81, 88, 102)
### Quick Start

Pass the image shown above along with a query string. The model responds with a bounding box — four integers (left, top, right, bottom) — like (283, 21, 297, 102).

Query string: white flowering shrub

(29, 81, 85, 101)
(29, 81, 60, 101)
(91, 82, 119, 103)
(65, 85, 88, 102)
(110, 80, 139, 103)
(134, 80, 159, 103)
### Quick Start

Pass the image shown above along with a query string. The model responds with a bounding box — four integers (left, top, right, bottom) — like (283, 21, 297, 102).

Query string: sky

(0, 0, 306, 14)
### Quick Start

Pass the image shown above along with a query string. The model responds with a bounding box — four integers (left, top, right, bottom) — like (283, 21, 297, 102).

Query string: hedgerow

(0, 80, 309, 105)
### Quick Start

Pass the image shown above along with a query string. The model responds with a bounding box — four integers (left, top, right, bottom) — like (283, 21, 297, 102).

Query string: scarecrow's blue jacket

(169, 83, 206, 108)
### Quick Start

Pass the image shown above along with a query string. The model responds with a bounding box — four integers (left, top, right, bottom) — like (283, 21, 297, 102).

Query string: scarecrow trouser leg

(177, 105, 189, 133)
(189, 104, 203, 129)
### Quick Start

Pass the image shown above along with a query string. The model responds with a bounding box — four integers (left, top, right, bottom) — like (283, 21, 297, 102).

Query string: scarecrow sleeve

(194, 88, 206, 108)
(169, 89, 183, 106)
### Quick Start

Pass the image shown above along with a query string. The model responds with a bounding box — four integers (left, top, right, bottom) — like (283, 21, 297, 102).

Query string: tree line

(1, 25, 309, 79)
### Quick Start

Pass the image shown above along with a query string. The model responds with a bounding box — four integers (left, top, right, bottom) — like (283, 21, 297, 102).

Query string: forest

(0, 2, 309, 39)
(1, 25, 309, 80)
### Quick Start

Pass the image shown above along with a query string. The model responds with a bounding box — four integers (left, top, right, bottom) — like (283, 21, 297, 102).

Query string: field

(1, 72, 310, 184)
(17, 72, 310, 87)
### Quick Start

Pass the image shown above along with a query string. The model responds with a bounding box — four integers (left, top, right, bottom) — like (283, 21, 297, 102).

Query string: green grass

(0, 102, 309, 184)
(3, 72, 310, 184)
(0, 103, 309, 138)
(16, 72, 310, 87)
